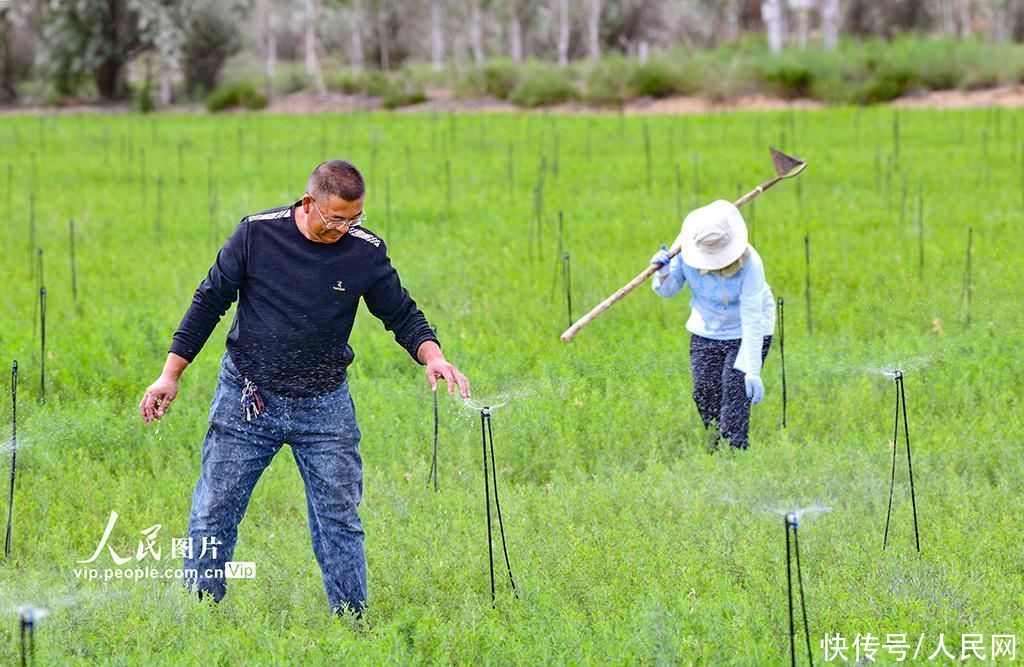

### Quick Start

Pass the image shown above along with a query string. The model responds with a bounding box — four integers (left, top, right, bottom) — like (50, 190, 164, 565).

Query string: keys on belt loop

(241, 378, 265, 422)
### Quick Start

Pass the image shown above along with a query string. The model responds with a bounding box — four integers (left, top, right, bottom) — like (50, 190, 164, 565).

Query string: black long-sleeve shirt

(169, 201, 438, 397)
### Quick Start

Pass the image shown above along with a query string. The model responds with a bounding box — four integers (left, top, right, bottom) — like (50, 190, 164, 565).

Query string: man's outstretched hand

(140, 375, 178, 423)
(418, 341, 471, 398)
(139, 353, 189, 423)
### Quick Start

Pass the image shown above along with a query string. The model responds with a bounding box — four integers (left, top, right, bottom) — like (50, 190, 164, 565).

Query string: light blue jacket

(652, 245, 776, 376)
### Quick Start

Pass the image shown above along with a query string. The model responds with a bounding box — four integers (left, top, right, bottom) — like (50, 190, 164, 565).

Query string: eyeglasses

(306, 193, 366, 230)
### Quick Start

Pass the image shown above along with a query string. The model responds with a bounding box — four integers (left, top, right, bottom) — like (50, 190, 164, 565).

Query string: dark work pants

(689, 334, 772, 450)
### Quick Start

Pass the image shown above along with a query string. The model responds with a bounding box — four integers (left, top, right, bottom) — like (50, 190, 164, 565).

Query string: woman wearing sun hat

(650, 199, 775, 450)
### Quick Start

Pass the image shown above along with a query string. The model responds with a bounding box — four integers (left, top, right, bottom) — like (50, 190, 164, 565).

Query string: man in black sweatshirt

(138, 160, 470, 616)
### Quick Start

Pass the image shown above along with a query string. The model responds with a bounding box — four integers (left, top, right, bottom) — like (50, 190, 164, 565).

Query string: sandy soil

(5, 84, 1024, 116)
(267, 85, 1024, 115)
(889, 84, 1024, 109)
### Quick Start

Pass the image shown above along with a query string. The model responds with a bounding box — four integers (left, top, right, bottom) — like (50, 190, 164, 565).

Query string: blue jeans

(184, 352, 366, 615)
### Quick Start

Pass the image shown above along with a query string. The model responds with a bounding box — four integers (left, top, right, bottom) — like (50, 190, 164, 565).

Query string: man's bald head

(307, 160, 365, 202)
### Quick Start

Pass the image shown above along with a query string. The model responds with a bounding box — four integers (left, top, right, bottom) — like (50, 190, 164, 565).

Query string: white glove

(745, 374, 764, 404)
(650, 245, 671, 275)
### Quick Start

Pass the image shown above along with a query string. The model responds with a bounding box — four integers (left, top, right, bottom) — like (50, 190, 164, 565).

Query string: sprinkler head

(11, 361, 16, 373)
(481, 407, 491, 417)
(16, 605, 48, 626)
(786, 512, 799, 528)
(894, 369, 903, 382)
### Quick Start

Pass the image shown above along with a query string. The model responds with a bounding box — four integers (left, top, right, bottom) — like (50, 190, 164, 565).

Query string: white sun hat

(677, 199, 749, 271)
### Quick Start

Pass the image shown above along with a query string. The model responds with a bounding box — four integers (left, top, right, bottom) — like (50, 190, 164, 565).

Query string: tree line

(1, 0, 1022, 104)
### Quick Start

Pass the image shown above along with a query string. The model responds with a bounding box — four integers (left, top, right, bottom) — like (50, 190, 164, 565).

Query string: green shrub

(628, 61, 682, 98)
(453, 68, 486, 99)
(133, 84, 154, 113)
(483, 61, 519, 99)
(454, 60, 519, 100)
(280, 69, 311, 95)
(360, 71, 393, 98)
(859, 66, 917, 104)
(325, 70, 364, 95)
(760, 60, 817, 99)
(382, 81, 428, 109)
(584, 57, 633, 105)
(696, 56, 758, 103)
(205, 82, 268, 112)
(508, 67, 578, 107)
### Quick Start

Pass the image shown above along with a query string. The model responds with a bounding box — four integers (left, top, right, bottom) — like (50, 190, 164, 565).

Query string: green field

(1, 108, 1022, 664)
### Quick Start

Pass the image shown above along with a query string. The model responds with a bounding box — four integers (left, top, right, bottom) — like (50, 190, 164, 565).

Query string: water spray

(882, 370, 921, 552)
(777, 297, 787, 428)
(479, 407, 517, 602)
(784, 512, 813, 667)
(5, 361, 16, 560)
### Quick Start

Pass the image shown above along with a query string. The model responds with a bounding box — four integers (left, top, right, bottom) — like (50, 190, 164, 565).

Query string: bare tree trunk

(761, 0, 785, 53)
(557, 0, 569, 67)
(351, 0, 365, 71)
(588, 0, 600, 62)
(159, 60, 172, 106)
(431, 0, 444, 71)
(509, 2, 523, 62)
(469, 0, 484, 64)
(637, 40, 649, 64)
(990, 0, 1009, 41)
(266, 6, 277, 81)
(940, 0, 955, 35)
(724, 0, 739, 42)
(821, 0, 840, 50)
(795, 7, 809, 49)
(958, 0, 972, 38)
(378, 0, 391, 71)
(304, 0, 326, 93)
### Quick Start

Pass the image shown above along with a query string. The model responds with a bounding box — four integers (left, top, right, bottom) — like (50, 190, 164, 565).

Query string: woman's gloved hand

(745, 374, 765, 404)
(651, 245, 671, 274)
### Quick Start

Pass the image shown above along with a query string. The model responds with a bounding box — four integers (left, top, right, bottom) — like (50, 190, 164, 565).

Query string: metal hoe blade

(770, 147, 807, 179)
